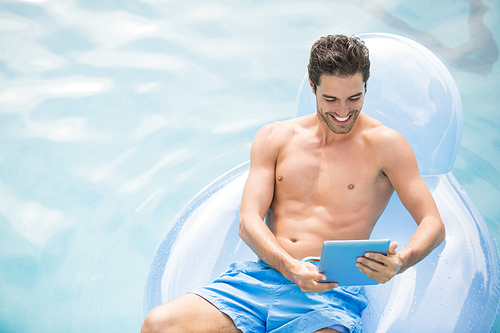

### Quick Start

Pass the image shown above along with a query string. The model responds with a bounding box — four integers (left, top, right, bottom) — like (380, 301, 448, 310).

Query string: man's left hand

(355, 242, 402, 284)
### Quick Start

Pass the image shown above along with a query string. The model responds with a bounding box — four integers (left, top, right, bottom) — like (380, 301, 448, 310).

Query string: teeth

(333, 115, 349, 122)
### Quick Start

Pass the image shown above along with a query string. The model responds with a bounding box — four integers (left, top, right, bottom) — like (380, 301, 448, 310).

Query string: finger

(356, 262, 388, 284)
(303, 263, 331, 282)
(388, 241, 399, 254)
(305, 262, 320, 271)
(364, 242, 399, 262)
(355, 262, 379, 282)
(358, 255, 385, 271)
(297, 277, 337, 293)
(315, 282, 338, 292)
(360, 253, 387, 270)
(358, 255, 396, 276)
(308, 281, 338, 293)
(357, 254, 401, 283)
(316, 272, 328, 281)
(294, 265, 327, 286)
(300, 263, 322, 278)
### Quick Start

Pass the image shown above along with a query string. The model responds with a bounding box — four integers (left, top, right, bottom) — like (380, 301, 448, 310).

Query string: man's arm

(238, 123, 337, 292)
(357, 128, 446, 283)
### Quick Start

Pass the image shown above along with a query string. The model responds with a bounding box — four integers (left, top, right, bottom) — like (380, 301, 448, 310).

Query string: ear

(308, 77, 316, 94)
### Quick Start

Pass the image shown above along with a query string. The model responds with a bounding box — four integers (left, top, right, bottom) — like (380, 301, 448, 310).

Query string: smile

(331, 114, 351, 123)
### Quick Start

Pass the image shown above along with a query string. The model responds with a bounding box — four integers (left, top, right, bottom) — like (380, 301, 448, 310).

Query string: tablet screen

(318, 239, 391, 286)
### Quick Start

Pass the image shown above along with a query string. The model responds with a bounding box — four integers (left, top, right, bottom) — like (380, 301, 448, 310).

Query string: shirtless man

(141, 35, 445, 333)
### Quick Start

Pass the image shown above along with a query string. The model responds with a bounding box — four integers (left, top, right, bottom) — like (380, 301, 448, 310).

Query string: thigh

(142, 293, 242, 333)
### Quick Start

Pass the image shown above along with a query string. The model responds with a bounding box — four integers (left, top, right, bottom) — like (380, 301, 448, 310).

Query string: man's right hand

(286, 260, 338, 293)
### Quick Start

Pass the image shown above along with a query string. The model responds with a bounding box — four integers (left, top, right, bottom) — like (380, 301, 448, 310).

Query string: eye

(350, 97, 361, 102)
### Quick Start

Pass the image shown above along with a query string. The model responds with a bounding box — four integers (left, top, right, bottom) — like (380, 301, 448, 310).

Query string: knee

(141, 306, 176, 333)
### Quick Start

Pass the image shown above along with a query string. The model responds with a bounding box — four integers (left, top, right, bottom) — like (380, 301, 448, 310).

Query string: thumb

(388, 241, 399, 255)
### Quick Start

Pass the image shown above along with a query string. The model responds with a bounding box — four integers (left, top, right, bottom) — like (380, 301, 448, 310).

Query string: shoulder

(368, 124, 408, 148)
(361, 114, 410, 149)
(253, 116, 310, 148)
(250, 115, 313, 165)
(361, 115, 418, 174)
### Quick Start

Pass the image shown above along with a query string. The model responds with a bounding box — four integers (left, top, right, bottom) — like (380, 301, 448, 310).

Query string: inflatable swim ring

(143, 33, 500, 332)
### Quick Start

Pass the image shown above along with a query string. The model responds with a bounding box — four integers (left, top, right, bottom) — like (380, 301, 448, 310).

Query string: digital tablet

(318, 239, 391, 286)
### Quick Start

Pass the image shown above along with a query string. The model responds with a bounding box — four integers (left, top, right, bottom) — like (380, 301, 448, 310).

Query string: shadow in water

(352, 0, 499, 76)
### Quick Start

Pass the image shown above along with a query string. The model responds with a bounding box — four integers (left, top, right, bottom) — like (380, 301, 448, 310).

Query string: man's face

(311, 73, 365, 135)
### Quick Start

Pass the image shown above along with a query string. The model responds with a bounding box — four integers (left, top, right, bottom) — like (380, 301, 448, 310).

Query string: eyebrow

(322, 92, 363, 99)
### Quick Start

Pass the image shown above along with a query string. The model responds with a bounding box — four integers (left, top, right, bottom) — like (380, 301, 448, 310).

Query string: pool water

(0, 0, 498, 332)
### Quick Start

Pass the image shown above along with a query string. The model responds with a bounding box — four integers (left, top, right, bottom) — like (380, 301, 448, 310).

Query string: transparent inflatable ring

(144, 33, 500, 332)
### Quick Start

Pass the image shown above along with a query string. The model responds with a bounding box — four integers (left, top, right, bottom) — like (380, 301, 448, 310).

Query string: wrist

(396, 248, 412, 274)
(280, 257, 301, 281)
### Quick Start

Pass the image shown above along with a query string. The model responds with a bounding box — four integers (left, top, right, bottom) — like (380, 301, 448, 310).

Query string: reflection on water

(349, 0, 499, 76)
(0, 0, 498, 331)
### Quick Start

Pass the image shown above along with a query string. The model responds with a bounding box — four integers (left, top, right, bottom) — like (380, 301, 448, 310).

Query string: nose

(337, 101, 349, 117)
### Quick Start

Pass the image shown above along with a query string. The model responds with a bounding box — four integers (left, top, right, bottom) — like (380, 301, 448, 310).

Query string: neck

(315, 112, 363, 146)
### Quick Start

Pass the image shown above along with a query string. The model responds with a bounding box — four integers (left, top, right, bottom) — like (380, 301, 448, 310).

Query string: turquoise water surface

(0, 0, 499, 332)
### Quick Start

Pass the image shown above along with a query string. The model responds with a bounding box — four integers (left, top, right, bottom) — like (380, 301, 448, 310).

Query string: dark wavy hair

(308, 35, 370, 92)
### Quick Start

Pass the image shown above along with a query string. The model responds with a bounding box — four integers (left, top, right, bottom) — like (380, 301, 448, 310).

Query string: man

(141, 34, 445, 333)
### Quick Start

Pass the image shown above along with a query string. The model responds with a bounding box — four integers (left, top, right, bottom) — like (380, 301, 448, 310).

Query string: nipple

(348, 184, 355, 190)
(278, 175, 283, 181)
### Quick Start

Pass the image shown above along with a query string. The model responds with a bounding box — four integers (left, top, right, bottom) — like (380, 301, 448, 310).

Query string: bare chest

(275, 139, 391, 205)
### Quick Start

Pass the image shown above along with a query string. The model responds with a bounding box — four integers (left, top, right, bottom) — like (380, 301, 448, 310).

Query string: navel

(348, 184, 355, 190)
(278, 175, 283, 181)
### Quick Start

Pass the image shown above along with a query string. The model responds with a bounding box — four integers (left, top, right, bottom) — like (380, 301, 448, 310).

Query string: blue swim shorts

(192, 260, 368, 333)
